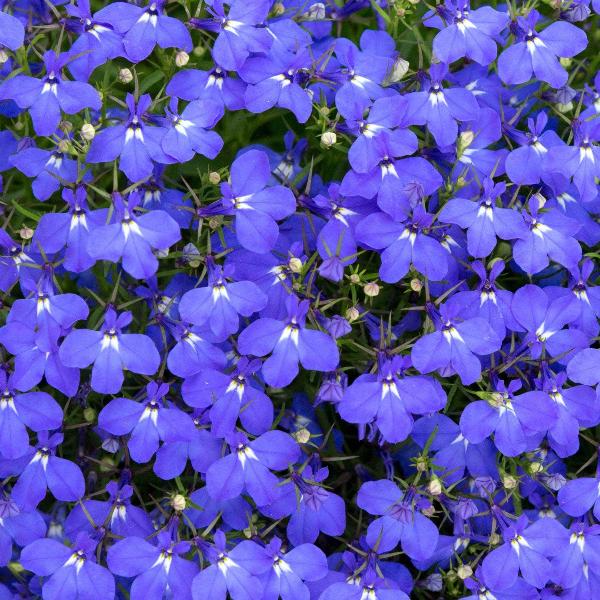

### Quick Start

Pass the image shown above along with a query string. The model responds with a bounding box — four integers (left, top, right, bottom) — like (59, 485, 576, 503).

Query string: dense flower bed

(0, 0, 599, 598)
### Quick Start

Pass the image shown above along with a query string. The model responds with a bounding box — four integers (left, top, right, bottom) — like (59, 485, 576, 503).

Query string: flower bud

(349, 273, 360, 284)
(83, 407, 96, 422)
(388, 56, 409, 82)
(171, 494, 186, 511)
(306, 2, 326, 19)
(345, 306, 360, 322)
(293, 428, 311, 444)
(457, 565, 473, 580)
(489, 532, 501, 545)
(320, 131, 337, 147)
(410, 278, 422, 292)
(0, 49, 9, 65)
(175, 50, 189, 67)
(528, 461, 543, 474)
(428, 477, 442, 496)
(19, 227, 34, 240)
(421, 505, 435, 517)
(503, 475, 518, 489)
(415, 456, 428, 472)
(118, 68, 133, 84)
(364, 282, 380, 297)
(58, 139, 71, 154)
(80, 123, 95, 141)
(288, 257, 303, 273)
(208, 171, 221, 185)
(272, 2, 285, 15)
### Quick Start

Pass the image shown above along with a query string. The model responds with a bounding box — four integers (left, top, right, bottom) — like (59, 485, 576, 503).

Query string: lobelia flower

(546, 121, 600, 202)
(425, 0, 507, 66)
(86, 191, 181, 279)
(260, 462, 346, 546)
(332, 30, 397, 109)
(32, 186, 108, 273)
(241, 47, 314, 123)
(21, 532, 115, 600)
(340, 131, 441, 221)
(505, 112, 564, 185)
(179, 260, 268, 341)
(190, 0, 272, 71)
(0, 50, 101, 136)
(512, 194, 582, 274)
(182, 357, 274, 437)
(107, 531, 198, 600)
(481, 513, 569, 590)
(0, 320, 80, 396)
(166, 64, 246, 111)
(445, 260, 518, 339)
(319, 567, 410, 600)
(404, 63, 479, 147)
(93, 0, 192, 63)
(160, 97, 224, 163)
(86, 94, 170, 182)
(229, 536, 329, 600)
(0, 370, 62, 459)
(338, 355, 446, 443)
(58, 307, 161, 394)
(0, 494, 46, 567)
(11, 432, 85, 510)
(237, 295, 340, 388)
(459, 379, 558, 457)
(206, 430, 299, 506)
(215, 149, 296, 253)
(551, 522, 600, 590)
(510, 284, 588, 361)
(498, 10, 587, 88)
(439, 178, 527, 258)
(356, 206, 449, 284)
(558, 465, 600, 521)
(10, 137, 81, 202)
(97, 381, 195, 463)
(0, 10, 25, 51)
(186, 486, 253, 531)
(411, 302, 502, 385)
(63, 480, 153, 539)
(191, 530, 264, 600)
(357, 479, 439, 559)
(63, 0, 124, 80)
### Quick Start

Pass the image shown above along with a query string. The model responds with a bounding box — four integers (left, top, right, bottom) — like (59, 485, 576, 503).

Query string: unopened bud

(19, 227, 34, 240)
(528, 461, 543, 474)
(83, 407, 96, 422)
(171, 494, 186, 511)
(388, 56, 409, 82)
(345, 306, 360, 322)
(60, 120, 73, 134)
(208, 217, 222, 230)
(421, 505, 435, 517)
(175, 50, 189, 67)
(459, 130, 475, 152)
(192, 46, 206, 57)
(81, 123, 95, 141)
(272, 1, 285, 15)
(0, 49, 9, 65)
(57, 139, 70, 154)
(428, 477, 443, 496)
(293, 428, 311, 444)
(208, 171, 221, 185)
(320, 131, 337, 147)
(489, 532, 501, 545)
(305, 2, 326, 19)
(503, 475, 518, 489)
(288, 257, 303, 273)
(410, 278, 422, 292)
(364, 282, 380, 297)
(349, 273, 360, 284)
(118, 68, 133, 84)
(415, 456, 428, 472)
(457, 565, 473, 580)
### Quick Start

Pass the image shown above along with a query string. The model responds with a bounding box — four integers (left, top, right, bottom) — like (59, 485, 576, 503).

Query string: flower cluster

(0, 0, 599, 598)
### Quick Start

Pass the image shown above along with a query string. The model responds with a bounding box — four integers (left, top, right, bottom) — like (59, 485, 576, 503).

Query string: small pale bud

(83, 407, 96, 422)
(0, 49, 9, 65)
(80, 123, 95, 141)
(118, 68, 133, 84)
(459, 130, 475, 152)
(175, 50, 189, 67)
(528, 461, 543, 474)
(293, 428, 311, 444)
(428, 477, 443, 496)
(364, 282, 380, 297)
(208, 171, 221, 185)
(415, 456, 428, 472)
(171, 494, 186, 511)
(58, 139, 70, 154)
(388, 56, 409, 82)
(421, 505, 435, 517)
(8, 561, 24, 575)
(503, 475, 518, 489)
(208, 217, 222, 230)
(305, 2, 326, 19)
(320, 131, 337, 147)
(60, 120, 73, 134)
(457, 565, 473, 580)
(489, 532, 501, 545)
(272, 1, 285, 15)
(289, 257, 303, 273)
(556, 102, 573, 113)
(193, 45, 206, 57)
(560, 57, 572, 68)
(19, 227, 34, 240)
(345, 306, 360, 322)
(349, 273, 360, 284)
(410, 278, 422, 292)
